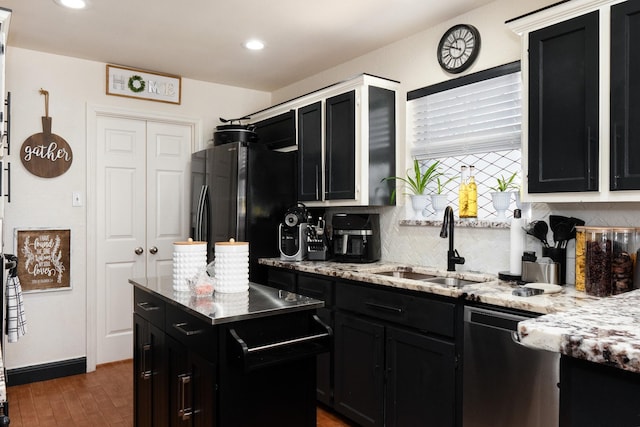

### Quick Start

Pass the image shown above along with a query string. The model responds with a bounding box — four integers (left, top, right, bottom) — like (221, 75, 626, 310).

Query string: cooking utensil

(523, 220, 549, 247)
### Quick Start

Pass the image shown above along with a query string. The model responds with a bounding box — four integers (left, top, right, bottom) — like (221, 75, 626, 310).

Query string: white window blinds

(409, 70, 522, 158)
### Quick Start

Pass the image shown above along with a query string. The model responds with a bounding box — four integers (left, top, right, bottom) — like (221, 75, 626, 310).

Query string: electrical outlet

(72, 191, 83, 207)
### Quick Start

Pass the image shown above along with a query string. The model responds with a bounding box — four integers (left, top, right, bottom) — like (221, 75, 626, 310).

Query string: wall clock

(437, 24, 481, 74)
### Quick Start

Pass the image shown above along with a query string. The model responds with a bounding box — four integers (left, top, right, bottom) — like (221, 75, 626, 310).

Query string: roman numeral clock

(437, 24, 481, 74)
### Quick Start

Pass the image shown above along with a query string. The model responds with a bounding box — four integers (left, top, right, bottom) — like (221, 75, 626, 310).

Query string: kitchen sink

(374, 270, 438, 281)
(427, 277, 481, 287)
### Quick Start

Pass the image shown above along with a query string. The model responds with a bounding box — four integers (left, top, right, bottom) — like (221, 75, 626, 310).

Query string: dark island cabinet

(134, 313, 168, 427)
(611, 0, 640, 190)
(560, 356, 640, 427)
(528, 11, 600, 193)
(134, 289, 169, 427)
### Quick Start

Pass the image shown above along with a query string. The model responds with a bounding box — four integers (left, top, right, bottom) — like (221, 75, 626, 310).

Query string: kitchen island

(129, 276, 330, 427)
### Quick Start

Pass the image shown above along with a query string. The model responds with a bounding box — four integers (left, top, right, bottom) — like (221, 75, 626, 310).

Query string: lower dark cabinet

(134, 313, 168, 427)
(334, 311, 385, 427)
(166, 335, 216, 427)
(560, 356, 640, 427)
(385, 326, 456, 427)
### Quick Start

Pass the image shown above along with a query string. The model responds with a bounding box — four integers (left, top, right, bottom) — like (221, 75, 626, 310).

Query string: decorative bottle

(458, 165, 468, 218)
(467, 165, 478, 219)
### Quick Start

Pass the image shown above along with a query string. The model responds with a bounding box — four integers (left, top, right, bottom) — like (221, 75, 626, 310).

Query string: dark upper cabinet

(298, 101, 323, 201)
(325, 91, 357, 200)
(611, 0, 640, 190)
(528, 11, 600, 193)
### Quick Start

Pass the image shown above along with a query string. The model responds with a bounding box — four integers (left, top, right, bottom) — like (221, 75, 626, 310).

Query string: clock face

(437, 24, 481, 74)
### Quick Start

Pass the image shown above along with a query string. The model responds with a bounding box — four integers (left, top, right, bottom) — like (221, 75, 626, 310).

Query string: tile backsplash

(325, 202, 640, 284)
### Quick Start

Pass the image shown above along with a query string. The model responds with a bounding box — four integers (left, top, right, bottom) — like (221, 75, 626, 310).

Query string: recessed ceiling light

(54, 0, 88, 9)
(244, 40, 265, 51)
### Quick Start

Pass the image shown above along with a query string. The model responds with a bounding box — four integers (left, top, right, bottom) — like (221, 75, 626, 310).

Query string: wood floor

(7, 359, 355, 426)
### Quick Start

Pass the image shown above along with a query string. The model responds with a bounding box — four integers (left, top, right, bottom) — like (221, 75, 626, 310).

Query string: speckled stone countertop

(260, 258, 640, 374)
(259, 259, 597, 315)
(517, 290, 640, 373)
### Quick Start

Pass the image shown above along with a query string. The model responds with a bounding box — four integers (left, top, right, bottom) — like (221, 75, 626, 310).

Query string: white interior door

(95, 116, 191, 364)
(146, 121, 192, 279)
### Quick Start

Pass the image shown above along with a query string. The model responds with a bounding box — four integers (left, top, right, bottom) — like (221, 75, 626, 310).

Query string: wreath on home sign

(128, 75, 145, 93)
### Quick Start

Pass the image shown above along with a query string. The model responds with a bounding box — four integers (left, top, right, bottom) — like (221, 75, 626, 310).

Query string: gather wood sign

(20, 89, 73, 178)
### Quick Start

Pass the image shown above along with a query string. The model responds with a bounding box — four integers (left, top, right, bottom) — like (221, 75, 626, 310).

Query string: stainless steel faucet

(440, 206, 465, 271)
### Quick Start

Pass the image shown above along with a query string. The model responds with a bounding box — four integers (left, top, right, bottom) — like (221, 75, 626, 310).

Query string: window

(407, 62, 522, 219)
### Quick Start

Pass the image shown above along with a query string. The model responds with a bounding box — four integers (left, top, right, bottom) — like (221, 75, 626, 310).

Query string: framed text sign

(106, 64, 182, 104)
(16, 228, 71, 292)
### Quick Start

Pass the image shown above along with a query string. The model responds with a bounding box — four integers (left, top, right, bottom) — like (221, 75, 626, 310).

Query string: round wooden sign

(21, 117, 73, 178)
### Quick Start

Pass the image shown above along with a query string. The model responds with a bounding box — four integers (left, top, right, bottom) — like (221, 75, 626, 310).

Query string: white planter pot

(410, 195, 430, 219)
(430, 194, 449, 218)
(491, 191, 513, 220)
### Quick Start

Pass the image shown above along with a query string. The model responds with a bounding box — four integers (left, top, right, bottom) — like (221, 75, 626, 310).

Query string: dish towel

(6, 263, 26, 343)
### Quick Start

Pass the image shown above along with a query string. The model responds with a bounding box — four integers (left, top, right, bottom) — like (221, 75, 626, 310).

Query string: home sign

(106, 64, 182, 104)
(20, 89, 73, 178)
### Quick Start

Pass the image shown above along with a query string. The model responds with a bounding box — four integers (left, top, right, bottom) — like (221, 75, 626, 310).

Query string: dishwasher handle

(464, 306, 532, 333)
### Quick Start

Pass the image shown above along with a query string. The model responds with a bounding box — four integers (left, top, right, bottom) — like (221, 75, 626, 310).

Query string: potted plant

(431, 175, 457, 218)
(489, 171, 519, 219)
(382, 159, 444, 219)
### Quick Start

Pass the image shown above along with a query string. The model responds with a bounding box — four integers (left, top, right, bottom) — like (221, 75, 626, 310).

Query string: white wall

(3, 47, 270, 369)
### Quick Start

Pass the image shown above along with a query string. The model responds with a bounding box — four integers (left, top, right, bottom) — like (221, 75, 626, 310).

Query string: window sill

(399, 219, 511, 229)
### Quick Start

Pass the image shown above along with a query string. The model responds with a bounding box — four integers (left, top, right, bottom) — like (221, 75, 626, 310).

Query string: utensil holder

(542, 247, 566, 284)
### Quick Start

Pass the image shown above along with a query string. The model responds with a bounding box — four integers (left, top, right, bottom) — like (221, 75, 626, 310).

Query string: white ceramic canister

(173, 239, 208, 292)
(214, 239, 249, 293)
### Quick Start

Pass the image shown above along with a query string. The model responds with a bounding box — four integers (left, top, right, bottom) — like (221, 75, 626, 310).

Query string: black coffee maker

(332, 213, 381, 263)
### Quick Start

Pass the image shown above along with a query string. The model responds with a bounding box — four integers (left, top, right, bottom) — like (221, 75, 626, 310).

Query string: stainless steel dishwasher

(463, 305, 559, 427)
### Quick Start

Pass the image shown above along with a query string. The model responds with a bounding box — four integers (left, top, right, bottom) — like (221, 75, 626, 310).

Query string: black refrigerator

(191, 112, 297, 285)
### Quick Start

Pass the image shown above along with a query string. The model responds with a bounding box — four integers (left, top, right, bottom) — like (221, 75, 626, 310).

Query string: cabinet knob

(149, 246, 158, 254)
(134, 247, 144, 255)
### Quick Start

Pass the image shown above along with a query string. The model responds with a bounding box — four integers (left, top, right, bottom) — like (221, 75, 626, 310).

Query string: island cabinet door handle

(364, 301, 403, 314)
(136, 301, 159, 312)
(134, 247, 144, 255)
(140, 344, 152, 380)
(149, 246, 158, 255)
(178, 374, 193, 421)
(172, 322, 204, 336)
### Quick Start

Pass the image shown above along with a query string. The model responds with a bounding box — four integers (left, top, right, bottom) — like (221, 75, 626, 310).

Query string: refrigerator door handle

(195, 184, 208, 241)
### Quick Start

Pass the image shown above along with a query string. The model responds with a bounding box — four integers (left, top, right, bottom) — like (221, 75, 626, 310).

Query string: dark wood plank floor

(7, 359, 354, 426)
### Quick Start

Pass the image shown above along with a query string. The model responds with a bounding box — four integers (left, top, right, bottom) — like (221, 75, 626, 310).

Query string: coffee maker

(332, 213, 381, 263)
(279, 204, 309, 261)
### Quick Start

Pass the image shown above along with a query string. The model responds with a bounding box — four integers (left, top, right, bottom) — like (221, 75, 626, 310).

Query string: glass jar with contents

(574, 225, 587, 292)
(585, 227, 613, 297)
(611, 228, 635, 294)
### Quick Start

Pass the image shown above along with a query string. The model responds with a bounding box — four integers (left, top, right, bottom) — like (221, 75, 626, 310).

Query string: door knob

(149, 246, 158, 254)
(134, 247, 144, 255)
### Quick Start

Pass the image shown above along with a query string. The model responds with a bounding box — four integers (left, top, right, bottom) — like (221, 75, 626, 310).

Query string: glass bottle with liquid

(458, 165, 468, 218)
(467, 165, 478, 219)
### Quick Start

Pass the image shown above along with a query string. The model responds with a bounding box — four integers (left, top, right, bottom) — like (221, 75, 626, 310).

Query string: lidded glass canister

(574, 225, 587, 292)
(611, 228, 636, 294)
(585, 227, 613, 297)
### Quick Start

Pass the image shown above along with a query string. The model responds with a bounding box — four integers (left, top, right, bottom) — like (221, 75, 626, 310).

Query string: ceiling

(1, 0, 495, 92)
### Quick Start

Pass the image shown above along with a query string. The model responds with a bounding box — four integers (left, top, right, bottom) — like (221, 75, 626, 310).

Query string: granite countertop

(129, 276, 324, 325)
(260, 259, 598, 315)
(260, 258, 640, 374)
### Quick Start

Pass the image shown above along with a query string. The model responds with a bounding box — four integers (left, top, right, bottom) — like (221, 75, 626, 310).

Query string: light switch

(72, 191, 83, 207)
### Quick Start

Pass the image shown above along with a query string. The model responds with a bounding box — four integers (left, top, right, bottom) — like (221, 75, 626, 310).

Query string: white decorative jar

(214, 239, 249, 293)
(172, 239, 207, 292)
